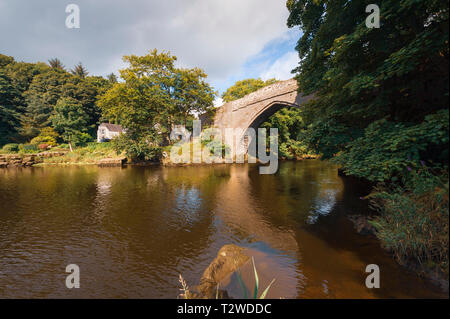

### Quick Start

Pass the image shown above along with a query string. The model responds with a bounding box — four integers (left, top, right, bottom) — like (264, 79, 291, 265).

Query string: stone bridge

(213, 78, 313, 156)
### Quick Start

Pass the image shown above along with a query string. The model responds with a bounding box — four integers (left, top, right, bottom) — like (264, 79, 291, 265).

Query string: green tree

(22, 69, 72, 138)
(0, 54, 14, 68)
(107, 73, 118, 84)
(22, 68, 101, 139)
(71, 62, 88, 78)
(172, 67, 216, 125)
(0, 58, 50, 142)
(0, 70, 22, 146)
(286, 0, 449, 180)
(61, 76, 100, 136)
(48, 58, 65, 70)
(221, 78, 277, 103)
(51, 97, 90, 151)
(286, 0, 449, 274)
(98, 49, 215, 160)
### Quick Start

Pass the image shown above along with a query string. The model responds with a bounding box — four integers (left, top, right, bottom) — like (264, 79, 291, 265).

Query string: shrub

(31, 135, 57, 147)
(58, 143, 69, 149)
(73, 132, 93, 147)
(30, 127, 60, 146)
(30, 135, 56, 146)
(201, 138, 230, 157)
(369, 167, 449, 276)
(19, 144, 38, 153)
(2, 143, 19, 153)
(278, 140, 314, 160)
(39, 127, 60, 139)
(112, 134, 161, 161)
(334, 109, 449, 182)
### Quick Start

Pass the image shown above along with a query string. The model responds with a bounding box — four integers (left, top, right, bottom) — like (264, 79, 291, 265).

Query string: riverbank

(339, 171, 449, 293)
(0, 142, 126, 167)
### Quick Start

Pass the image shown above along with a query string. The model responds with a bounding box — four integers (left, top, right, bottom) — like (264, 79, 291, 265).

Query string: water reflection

(0, 162, 445, 298)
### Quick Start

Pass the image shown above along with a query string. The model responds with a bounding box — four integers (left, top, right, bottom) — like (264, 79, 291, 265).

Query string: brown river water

(0, 161, 446, 298)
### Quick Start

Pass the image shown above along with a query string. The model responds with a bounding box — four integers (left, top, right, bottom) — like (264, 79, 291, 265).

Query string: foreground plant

(178, 274, 191, 299)
(236, 257, 276, 299)
(369, 167, 449, 276)
(178, 257, 276, 299)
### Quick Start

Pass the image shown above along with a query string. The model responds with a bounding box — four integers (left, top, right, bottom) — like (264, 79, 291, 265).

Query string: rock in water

(195, 244, 250, 298)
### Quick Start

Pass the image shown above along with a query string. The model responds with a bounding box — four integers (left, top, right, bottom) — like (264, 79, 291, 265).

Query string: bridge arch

(213, 79, 312, 156)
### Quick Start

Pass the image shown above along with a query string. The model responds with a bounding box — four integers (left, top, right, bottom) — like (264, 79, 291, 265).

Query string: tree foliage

(287, 0, 449, 273)
(287, 0, 449, 180)
(51, 98, 91, 150)
(0, 70, 22, 145)
(221, 78, 277, 103)
(98, 49, 215, 160)
(48, 58, 65, 70)
(71, 62, 89, 78)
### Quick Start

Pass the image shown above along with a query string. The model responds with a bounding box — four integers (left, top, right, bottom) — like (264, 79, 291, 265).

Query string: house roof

(99, 123, 124, 132)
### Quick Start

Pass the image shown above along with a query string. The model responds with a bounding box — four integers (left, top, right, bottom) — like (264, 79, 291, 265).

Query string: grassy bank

(37, 142, 123, 165)
(0, 142, 124, 166)
(369, 167, 449, 281)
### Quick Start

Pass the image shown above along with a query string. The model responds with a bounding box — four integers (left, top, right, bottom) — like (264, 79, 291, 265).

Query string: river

(0, 161, 445, 298)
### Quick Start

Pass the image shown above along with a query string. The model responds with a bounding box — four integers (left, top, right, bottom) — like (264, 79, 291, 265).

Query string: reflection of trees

(245, 161, 344, 230)
(91, 165, 230, 296)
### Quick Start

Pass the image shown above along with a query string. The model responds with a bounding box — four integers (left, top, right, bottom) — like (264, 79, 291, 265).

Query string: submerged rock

(195, 244, 250, 298)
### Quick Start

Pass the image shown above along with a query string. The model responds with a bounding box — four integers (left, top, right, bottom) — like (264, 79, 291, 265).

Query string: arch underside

(240, 101, 300, 156)
(246, 101, 300, 130)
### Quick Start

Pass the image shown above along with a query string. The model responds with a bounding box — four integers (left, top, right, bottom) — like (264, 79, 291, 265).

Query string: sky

(0, 0, 301, 104)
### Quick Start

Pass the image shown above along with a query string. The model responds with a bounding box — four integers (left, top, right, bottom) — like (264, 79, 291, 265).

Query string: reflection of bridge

(213, 79, 313, 155)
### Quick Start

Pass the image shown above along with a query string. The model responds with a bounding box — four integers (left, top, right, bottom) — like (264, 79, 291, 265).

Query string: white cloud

(260, 51, 299, 81)
(213, 97, 224, 107)
(0, 0, 294, 90)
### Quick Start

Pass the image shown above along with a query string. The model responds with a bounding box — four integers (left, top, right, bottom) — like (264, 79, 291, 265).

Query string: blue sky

(0, 0, 302, 104)
(213, 28, 300, 95)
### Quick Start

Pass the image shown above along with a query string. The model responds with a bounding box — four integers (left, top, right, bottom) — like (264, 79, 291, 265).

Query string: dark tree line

(0, 54, 116, 147)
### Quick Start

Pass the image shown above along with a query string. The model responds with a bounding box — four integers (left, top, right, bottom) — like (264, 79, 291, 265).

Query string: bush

(2, 143, 19, 153)
(40, 127, 60, 139)
(278, 140, 314, 160)
(201, 138, 230, 157)
(19, 144, 38, 153)
(31, 135, 57, 147)
(369, 167, 449, 276)
(334, 109, 449, 182)
(112, 134, 161, 161)
(30, 127, 60, 146)
(73, 132, 93, 147)
(58, 143, 69, 149)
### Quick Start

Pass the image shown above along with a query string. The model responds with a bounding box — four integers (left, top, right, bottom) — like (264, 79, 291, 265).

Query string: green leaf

(259, 279, 276, 299)
(252, 257, 259, 299)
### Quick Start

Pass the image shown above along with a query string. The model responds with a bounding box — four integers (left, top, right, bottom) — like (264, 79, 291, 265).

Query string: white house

(97, 123, 124, 142)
